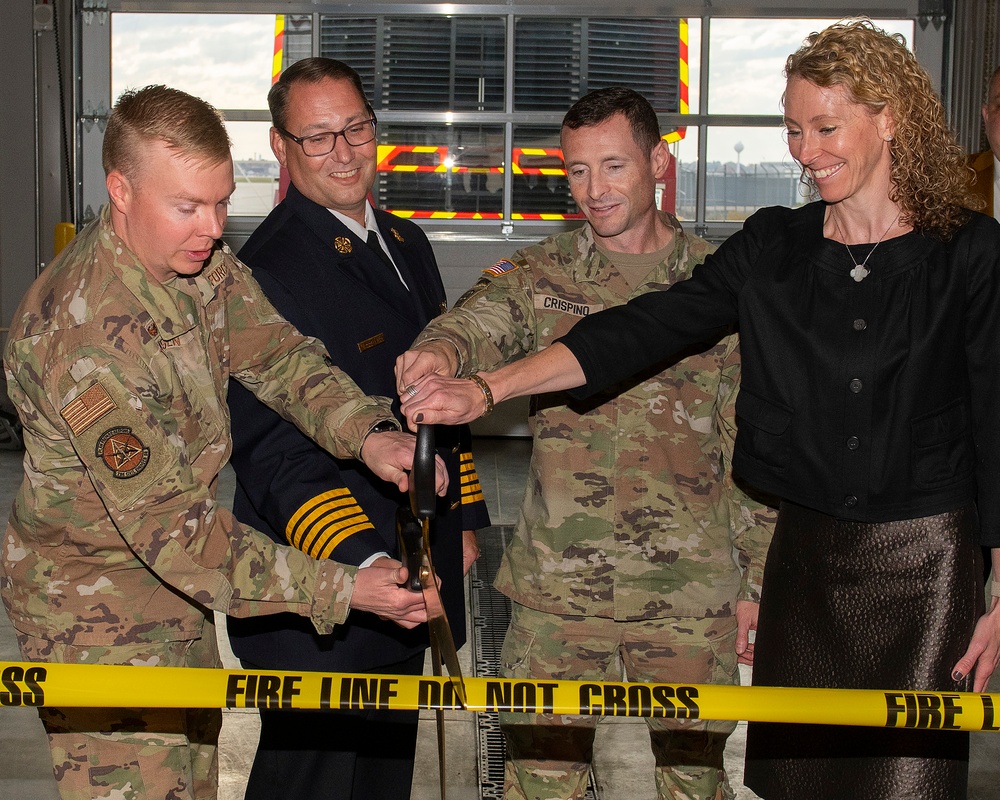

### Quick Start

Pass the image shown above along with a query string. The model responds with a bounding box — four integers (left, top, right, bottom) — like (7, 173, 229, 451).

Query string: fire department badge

(96, 426, 150, 479)
(334, 237, 353, 254)
(391, 228, 404, 243)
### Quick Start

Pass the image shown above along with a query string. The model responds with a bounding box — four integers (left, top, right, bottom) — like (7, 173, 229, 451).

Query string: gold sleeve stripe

(294, 507, 373, 557)
(458, 452, 485, 503)
(460, 474, 485, 504)
(286, 489, 375, 558)
(310, 519, 376, 561)
(287, 488, 355, 535)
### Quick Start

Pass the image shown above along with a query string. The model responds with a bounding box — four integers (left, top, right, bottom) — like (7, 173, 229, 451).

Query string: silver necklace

(832, 213, 899, 283)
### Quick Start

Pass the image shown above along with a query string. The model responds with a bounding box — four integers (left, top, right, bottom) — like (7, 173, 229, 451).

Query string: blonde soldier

(2, 85, 444, 800)
(397, 88, 775, 800)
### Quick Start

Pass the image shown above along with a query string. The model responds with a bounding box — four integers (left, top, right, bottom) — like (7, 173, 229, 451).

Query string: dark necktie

(366, 231, 400, 278)
(364, 229, 411, 311)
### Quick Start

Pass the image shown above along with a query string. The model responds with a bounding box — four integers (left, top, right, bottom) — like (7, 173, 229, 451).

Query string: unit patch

(96, 426, 151, 479)
(334, 237, 353, 254)
(533, 295, 604, 317)
(61, 383, 117, 436)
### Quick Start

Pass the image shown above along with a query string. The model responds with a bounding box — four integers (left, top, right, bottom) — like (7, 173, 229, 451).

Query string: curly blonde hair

(785, 19, 977, 238)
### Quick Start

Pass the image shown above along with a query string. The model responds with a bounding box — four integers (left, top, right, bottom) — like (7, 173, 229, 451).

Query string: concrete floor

(2, 439, 1000, 799)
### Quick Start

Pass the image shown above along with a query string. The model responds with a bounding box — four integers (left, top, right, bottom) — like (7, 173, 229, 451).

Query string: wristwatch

(360, 419, 400, 452)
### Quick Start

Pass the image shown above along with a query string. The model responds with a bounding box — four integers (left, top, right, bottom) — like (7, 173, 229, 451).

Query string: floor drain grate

(471, 526, 598, 800)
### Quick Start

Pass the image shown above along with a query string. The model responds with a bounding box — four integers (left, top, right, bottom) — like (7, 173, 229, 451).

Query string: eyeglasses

(276, 116, 378, 157)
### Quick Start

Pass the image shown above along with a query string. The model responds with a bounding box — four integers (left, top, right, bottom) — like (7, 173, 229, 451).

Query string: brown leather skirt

(744, 502, 982, 800)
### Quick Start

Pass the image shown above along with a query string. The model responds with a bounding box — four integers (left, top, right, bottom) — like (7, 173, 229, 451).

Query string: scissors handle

(410, 423, 437, 520)
(395, 507, 423, 592)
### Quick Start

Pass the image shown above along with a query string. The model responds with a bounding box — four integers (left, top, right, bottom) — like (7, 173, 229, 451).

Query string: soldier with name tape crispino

(397, 87, 776, 800)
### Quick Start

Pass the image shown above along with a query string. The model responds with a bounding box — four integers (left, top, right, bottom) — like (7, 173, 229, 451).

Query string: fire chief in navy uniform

(227, 57, 490, 800)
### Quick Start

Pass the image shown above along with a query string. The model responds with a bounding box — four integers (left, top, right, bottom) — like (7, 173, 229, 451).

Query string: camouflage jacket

(413, 212, 774, 619)
(2, 206, 395, 650)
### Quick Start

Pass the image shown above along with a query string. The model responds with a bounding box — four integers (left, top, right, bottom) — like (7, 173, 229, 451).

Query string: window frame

(85, 1, 933, 244)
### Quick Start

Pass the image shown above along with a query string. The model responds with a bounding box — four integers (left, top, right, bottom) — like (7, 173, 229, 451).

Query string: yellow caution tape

(2, 661, 999, 732)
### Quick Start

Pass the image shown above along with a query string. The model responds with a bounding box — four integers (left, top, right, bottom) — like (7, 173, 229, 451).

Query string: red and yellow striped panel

(272, 15, 284, 85)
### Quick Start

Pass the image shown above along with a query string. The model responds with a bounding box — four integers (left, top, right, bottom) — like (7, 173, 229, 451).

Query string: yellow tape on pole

(3, 661, 1000, 733)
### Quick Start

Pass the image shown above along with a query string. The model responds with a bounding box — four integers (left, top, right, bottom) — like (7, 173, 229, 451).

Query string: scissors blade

(429, 635, 448, 800)
(419, 540, 468, 708)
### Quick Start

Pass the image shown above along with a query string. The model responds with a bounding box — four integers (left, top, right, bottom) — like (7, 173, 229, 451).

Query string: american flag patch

(61, 383, 117, 436)
(484, 259, 518, 277)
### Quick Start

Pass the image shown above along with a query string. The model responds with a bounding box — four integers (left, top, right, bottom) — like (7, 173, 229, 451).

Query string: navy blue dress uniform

(227, 182, 490, 800)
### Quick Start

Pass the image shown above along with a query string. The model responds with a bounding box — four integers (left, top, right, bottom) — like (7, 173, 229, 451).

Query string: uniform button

(849, 378, 863, 393)
(844, 495, 858, 507)
(846, 436, 860, 450)
(853, 318, 867, 331)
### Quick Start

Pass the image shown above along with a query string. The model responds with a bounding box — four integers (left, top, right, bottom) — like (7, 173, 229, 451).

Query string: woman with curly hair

(398, 19, 1000, 799)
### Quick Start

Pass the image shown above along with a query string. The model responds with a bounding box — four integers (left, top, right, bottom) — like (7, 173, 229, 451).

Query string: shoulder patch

(67, 376, 172, 510)
(61, 383, 117, 436)
(484, 259, 520, 277)
(96, 426, 151, 479)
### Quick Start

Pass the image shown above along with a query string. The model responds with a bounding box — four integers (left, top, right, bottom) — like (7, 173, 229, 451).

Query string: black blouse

(560, 202, 1000, 545)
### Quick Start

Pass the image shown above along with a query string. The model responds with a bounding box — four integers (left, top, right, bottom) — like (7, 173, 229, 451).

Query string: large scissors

(396, 423, 467, 799)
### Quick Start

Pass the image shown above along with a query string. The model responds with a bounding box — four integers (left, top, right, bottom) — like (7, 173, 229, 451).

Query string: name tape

(2, 661, 999, 732)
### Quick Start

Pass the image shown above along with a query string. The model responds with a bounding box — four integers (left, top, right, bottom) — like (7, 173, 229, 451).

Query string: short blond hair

(785, 19, 975, 238)
(102, 85, 231, 182)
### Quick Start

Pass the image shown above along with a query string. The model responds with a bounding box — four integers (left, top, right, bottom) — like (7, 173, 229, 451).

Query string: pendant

(850, 264, 869, 282)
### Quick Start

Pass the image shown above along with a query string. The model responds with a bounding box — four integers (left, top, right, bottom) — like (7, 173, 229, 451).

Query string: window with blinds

(108, 11, 923, 229)
(319, 16, 505, 111)
(513, 18, 681, 113)
(314, 14, 684, 218)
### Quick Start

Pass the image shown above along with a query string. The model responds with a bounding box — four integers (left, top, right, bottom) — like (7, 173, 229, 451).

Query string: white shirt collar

(328, 202, 375, 241)
(326, 202, 408, 287)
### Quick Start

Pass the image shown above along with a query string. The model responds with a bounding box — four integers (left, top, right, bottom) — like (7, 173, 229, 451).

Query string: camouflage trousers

(19, 621, 222, 800)
(499, 603, 739, 800)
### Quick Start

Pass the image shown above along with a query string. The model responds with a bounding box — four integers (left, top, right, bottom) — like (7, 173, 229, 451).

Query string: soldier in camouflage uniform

(397, 88, 775, 800)
(1, 85, 442, 800)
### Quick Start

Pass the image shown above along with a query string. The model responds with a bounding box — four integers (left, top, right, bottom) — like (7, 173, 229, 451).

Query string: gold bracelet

(991, 580, 1000, 598)
(467, 373, 494, 418)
